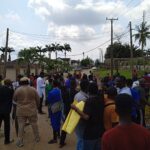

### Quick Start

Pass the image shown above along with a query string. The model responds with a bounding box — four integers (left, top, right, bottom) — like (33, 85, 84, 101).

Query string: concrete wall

(6, 68, 16, 81)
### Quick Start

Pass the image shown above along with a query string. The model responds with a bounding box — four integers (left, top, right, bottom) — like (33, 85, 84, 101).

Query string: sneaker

(48, 139, 57, 144)
(16, 140, 24, 147)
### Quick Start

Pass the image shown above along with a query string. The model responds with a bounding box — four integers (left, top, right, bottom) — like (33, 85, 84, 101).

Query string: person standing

(13, 77, 40, 147)
(59, 79, 78, 148)
(0, 79, 14, 144)
(71, 82, 104, 150)
(36, 72, 46, 114)
(104, 87, 118, 131)
(73, 80, 89, 150)
(48, 80, 62, 144)
(102, 94, 150, 150)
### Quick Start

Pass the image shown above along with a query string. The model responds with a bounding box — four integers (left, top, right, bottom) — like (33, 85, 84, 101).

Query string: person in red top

(102, 94, 150, 150)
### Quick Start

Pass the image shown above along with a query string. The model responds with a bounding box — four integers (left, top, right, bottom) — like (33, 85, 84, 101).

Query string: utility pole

(142, 11, 146, 70)
(3, 28, 9, 78)
(129, 21, 133, 75)
(83, 52, 84, 59)
(99, 48, 103, 63)
(99, 48, 101, 62)
(106, 17, 118, 77)
(101, 49, 103, 63)
(143, 10, 145, 22)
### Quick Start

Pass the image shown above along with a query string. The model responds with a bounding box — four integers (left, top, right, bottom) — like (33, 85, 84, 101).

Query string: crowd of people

(0, 70, 150, 149)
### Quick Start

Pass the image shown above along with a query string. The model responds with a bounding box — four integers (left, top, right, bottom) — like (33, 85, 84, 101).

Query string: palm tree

(44, 45, 54, 59)
(36, 46, 45, 56)
(18, 48, 37, 76)
(63, 43, 71, 58)
(134, 21, 150, 68)
(0, 47, 5, 61)
(35, 46, 46, 69)
(7, 47, 15, 61)
(0, 47, 15, 61)
(51, 43, 63, 59)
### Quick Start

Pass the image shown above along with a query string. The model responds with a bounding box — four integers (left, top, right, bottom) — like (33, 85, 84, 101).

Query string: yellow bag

(62, 100, 85, 134)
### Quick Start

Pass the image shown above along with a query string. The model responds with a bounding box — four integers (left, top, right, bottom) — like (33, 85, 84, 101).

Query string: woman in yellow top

(104, 87, 119, 130)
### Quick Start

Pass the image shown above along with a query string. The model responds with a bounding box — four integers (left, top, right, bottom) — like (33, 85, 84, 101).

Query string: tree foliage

(134, 21, 150, 51)
(80, 56, 94, 67)
(105, 42, 143, 59)
(17, 42, 72, 74)
(95, 59, 101, 67)
(18, 47, 37, 76)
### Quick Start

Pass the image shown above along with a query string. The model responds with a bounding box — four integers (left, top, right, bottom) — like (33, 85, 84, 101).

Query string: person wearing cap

(102, 94, 150, 150)
(13, 77, 40, 147)
(0, 79, 14, 145)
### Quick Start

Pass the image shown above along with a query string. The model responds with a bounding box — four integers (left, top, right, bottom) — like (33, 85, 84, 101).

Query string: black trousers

(0, 113, 10, 143)
(38, 96, 44, 113)
(60, 130, 67, 145)
(59, 113, 68, 145)
(53, 129, 60, 140)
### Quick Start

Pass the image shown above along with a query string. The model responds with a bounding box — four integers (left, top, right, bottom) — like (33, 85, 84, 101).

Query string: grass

(95, 69, 145, 79)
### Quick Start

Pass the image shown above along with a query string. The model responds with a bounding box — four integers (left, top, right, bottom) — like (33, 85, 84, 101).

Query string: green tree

(105, 42, 142, 58)
(63, 43, 71, 58)
(35, 46, 46, 69)
(134, 21, 150, 53)
(44, 58, 56, 73)
(134, 21, 150, 68)
(7, 47, 15, 61)
(80, 57, 94, 67)
(44, 45, 54, 59)
(0, 47, 5, 61)
(18, 47, 37, 76)
(51, 43, 63, 59)
(0, 47, 15, 61)
(95, 59, 101, 67)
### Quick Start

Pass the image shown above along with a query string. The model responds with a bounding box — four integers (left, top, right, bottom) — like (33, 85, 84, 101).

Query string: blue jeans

(77, 137, 84, 150)
(83, 138, 101, 150)
(75, 121, 85, 150)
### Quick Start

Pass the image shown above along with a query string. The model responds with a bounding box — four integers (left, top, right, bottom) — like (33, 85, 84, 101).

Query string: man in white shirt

(36, 72, 46, 114)
(115, 76, 131, 95)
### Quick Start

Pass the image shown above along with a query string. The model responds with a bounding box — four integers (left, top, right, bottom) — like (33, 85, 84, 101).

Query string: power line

(9, 29, 111, 40)
(116, 0, 135, 18)
(58, 31, 129, 57)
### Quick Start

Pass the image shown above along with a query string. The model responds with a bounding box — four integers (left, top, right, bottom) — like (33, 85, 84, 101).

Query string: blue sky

(0, 0, 47, 34)
(0, 0, 150, 60)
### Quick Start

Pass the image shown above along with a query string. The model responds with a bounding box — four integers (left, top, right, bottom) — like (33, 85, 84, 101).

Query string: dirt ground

(0, 106, 76, 150)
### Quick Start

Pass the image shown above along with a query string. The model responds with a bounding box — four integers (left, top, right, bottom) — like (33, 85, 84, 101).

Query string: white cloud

(6, 0, 149, 60)
(7, 33, 49, 60)
(5, 11, 21, 21)
(123, 0, 150, 22)
(0, 15, 2, 21)
(28, 0, 127, 26)
(47, 23, 96, 41)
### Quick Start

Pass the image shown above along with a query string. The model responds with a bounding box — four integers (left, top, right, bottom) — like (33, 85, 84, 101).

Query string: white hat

(20, 77, 29, 82)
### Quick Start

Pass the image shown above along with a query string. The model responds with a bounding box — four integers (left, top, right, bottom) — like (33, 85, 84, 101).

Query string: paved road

(0, 106, 76, 150)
